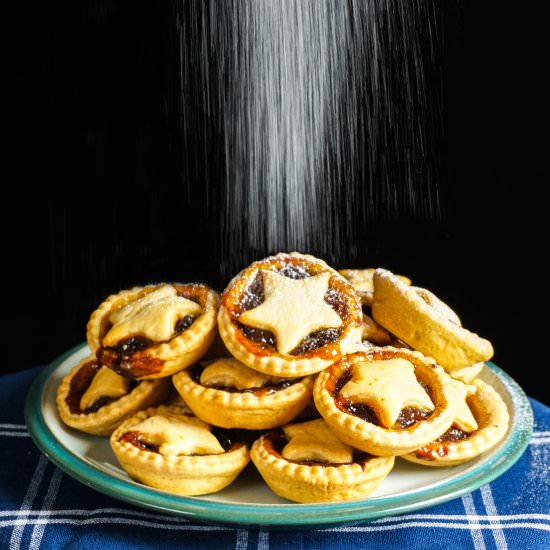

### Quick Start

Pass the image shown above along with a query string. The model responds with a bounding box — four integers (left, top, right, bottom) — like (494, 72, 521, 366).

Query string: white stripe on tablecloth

(1, 518, 228, 530)
(328, 522, 550, 533)
(0, 508, 189, 521)
(530, 438, 550, 445)
(28, 468, 63, 550)
(462, 493, 487, 550)
(481, 485, 508, 550)
(0, 424, 26, 430)
(1, 518, 549, 532)
(235, 529, 248, 550)
(371, 513, 550, 523)
(8, 455, 48, 550)
(257, 530, 269, 550)
(0, 432, 29, 437)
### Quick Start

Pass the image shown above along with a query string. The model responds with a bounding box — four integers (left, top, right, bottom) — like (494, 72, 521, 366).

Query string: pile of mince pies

(56, 252, 509, 503)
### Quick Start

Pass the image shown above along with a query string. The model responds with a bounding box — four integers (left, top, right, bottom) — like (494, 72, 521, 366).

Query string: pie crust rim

(172, 368, 315, 429)
(449, 362, 485, 384)
(338, 268, 412, 307)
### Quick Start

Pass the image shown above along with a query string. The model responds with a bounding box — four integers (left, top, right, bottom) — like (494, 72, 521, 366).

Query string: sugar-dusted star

(104, 285, 202, 345)
(449, 379, 478, 433)
(238, 270, 342, 355)
(282, 418, 353, 464)
(132, 413, 225, 456)
(340, 358, 435, 428)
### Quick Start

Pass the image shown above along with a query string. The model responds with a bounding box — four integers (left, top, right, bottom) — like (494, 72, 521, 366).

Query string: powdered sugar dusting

(178, 1, 444, 278)
(511, 440, 549, 509)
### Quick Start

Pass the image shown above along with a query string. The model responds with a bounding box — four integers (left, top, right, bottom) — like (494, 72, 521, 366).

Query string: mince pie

(403, 378, 509, 466)
(251, 418, 394, 502)
(110, 405, 250, 496)
(172, 357, 315, 429)
(313, 347, 458, 456)
(372, 269, 494, 370)
(56, 355, 171, 436)
(87, 283, 219, 379)
(339, 268, 411, 307)
(218, 252, 362, 378)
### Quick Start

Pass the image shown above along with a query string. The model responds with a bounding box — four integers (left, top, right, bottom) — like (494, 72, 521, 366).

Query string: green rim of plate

(24, 343, 533, 529)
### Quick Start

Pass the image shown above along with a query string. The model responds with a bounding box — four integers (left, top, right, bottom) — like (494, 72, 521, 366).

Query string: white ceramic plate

(25, 343, 533, 529)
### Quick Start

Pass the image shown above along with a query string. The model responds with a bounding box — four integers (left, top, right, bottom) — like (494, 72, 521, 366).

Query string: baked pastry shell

(218, 253, 363, 378)
(172, 369, 315, 429)
(412, 287, 462, 326)
(339, 268, 412, 307)
(250, 431, 394, 503)
(110, 405, 250, 496)
(56, 356, 171, 436)
(87, 283, 219, 380)
(313, 347, 458, 456)
(372, 269, 493, 370)
(449, 362, 485, 384)
(361, 313, 391, 346)
(401, 378, 509, 466)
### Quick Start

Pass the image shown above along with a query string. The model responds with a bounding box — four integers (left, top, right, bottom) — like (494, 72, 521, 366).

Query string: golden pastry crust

(313, 347, 458, 456)
(449, 362, 485, 383)
(388, 336, 412, 350)
(250, 425, 394, 503)
(339, 268, 412, 307)
(372, 269, 493, 370)
(218, 253, 362, 378)
(402, 378, 509, 466)
(87, 283, 219, 379)
(56, 356, 171, 436)
(412, 287, 461, 326)
(110, 405, 250, 496)
(172, 362, 315, 429)
(361, 313, 392, 346)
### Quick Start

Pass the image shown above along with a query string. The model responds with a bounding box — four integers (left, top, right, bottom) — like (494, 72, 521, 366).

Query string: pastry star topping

(449, 379, 478, 433)
(238, 270, 342, 355)
(109, 285, 176, 324)
(104, 286, 203, 346)
(80, 366, 131, 410)
(200, 358, 284, 390)
(130, 413, 225, 456)
(282, 419, 354, 464)
(340, 358, 435, 429)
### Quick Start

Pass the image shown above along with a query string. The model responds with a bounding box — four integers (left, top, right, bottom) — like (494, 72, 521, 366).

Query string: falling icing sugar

(177, 0, 444, 279)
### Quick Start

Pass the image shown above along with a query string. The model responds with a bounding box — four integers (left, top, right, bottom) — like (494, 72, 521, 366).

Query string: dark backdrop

(7, 1, 549, 404)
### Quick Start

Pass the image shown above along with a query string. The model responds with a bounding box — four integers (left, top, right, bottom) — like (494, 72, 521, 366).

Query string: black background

(7, 1, 549, 404)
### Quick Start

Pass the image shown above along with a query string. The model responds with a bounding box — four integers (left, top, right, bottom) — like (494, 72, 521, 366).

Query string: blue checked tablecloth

(1, 366, 548, 549)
